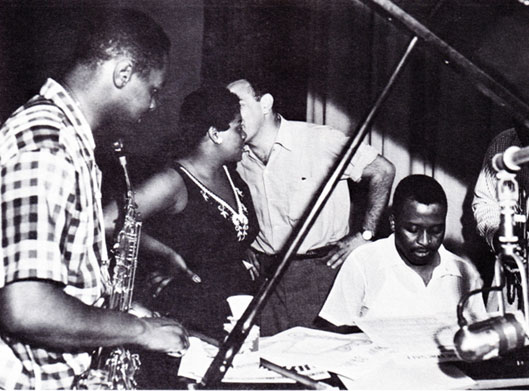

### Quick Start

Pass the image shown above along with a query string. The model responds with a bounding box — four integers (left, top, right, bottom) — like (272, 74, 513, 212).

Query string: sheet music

(335, 315, 476, 389)
(354, 312, 460, 362)
(178, 325, 476, 389)
(259, 327, 390, 380)
(339, 359, 475, 390)
(177, 336, 329, 383)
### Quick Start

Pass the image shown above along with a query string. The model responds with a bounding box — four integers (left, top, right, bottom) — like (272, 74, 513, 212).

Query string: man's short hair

(392, 175, 447, 215)
(228, 76, 282, 112)
(244, 79, 269, 101)
(72, 8, 170, 77)
(227, 78, 268, 101)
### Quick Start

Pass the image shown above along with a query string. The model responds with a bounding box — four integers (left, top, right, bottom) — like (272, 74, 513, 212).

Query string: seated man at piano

(319, 174, 486, 325)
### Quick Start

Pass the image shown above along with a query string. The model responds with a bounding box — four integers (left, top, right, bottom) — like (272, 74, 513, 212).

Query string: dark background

(2, 0, 529, 284)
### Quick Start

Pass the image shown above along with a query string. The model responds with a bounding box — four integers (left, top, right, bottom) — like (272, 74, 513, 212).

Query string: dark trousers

(257, 252, 340, 336)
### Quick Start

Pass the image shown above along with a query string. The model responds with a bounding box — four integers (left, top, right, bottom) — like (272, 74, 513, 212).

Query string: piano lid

(356, 0, 529, 128)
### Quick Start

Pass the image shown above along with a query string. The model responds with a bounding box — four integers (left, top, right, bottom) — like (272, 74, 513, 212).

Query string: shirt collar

(242, 115, 294, 162)
(435, 246, 464, 278)
(385, 234, 463, 278)
(273, 115, 295, 152)
(40, 78, 96, 152)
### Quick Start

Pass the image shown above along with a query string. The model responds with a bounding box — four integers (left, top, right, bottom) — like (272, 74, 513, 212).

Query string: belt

(256, 244, 337, 261)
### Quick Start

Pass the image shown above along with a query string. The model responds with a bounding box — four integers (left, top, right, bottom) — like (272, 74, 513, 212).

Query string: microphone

(454, 313, 526, 362)
(492, 145, 529, 173)
(453, 276, 527, 362)
(455, 161, 529, 363)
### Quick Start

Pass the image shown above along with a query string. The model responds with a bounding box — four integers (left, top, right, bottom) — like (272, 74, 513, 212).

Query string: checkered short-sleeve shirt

(0, 79, 108, 389)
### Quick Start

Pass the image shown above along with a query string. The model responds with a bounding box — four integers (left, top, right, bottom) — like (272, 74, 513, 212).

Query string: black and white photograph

(1, 0, 529, 389)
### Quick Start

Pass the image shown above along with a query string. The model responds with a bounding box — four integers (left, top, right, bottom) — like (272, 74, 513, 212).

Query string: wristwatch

(361, 229, 374, 241)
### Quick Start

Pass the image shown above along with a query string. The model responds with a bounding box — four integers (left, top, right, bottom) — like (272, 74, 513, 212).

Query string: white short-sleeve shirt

(319, 235, 485, 325)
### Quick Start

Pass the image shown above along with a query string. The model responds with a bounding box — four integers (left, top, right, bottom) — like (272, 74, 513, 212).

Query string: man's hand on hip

(326, 233, 369, 269)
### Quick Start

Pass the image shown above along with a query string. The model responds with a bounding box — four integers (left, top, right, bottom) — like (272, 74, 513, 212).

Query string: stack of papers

(178, 315, 478, 389)
(177, 336, 329, 383)
(347, 313, 476, 389)
(259, 327, 389, 381)
(355, 312, 461, 362)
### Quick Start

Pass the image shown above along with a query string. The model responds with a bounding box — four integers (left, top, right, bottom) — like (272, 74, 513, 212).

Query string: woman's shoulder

(136, 165, 188, 215)
(151, 164, 186, 188)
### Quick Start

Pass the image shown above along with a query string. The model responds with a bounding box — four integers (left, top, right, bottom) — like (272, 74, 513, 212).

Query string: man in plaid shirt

(0, 9, 188, 389)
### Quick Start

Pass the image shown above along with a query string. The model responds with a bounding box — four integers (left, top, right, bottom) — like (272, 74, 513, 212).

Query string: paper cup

(227, 295, 253, 319)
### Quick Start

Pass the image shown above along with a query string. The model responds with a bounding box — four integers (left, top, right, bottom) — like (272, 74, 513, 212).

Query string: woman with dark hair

(104, 85, 259, 343)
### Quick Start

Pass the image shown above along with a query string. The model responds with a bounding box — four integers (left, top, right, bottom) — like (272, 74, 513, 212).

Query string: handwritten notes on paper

(339, 359, 475, 390)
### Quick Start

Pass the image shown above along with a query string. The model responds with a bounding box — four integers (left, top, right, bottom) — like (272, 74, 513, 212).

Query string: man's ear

(389, 214, 395, 232)
(259, 93, 274, 115)
(113, 60, 134, 89)
(207, 126, 223, 144)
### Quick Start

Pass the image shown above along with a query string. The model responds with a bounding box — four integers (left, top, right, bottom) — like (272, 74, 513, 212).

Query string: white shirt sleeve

(319, 252, 367, 326)
(472, 129, 519, 249)
(319, 126, 378, 183)
(347, 143, 379, 183)
(472, 161, 500, 249)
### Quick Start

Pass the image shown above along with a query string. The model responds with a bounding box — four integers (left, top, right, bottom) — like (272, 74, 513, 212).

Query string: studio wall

(0, 0, 204, 176)
(200, 0, 529, 283)
(3, 0, 529, 284)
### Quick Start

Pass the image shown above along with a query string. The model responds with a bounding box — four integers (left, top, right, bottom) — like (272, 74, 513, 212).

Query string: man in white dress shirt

(228, 78, 395, 336)
(320, 175, 485, 325)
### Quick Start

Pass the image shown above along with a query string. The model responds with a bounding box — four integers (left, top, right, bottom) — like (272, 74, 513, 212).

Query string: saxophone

(74, 139, 142, 389)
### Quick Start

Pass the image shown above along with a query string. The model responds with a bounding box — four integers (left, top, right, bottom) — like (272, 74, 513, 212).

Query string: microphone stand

(453, 169, 529, 362)
(496, 170, 529, 327)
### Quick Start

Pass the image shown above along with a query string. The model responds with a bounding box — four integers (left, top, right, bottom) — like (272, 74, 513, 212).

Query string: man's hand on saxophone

(134, 316, 190, 356)
(0, 280, 189, 353)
